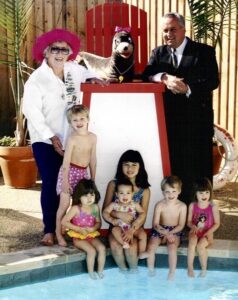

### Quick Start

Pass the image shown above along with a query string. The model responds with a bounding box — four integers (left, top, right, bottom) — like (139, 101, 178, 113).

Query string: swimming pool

(0, 267, 237, 300)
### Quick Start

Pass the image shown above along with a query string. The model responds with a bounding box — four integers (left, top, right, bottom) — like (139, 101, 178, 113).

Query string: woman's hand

(50, 135, 64, 156)
(89, 77, 110, 86)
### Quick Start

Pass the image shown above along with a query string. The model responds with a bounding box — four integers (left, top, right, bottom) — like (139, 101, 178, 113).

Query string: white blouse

(23, 60, 96, 148)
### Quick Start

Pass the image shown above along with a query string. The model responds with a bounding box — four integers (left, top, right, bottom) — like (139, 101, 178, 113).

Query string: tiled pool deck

(0, 239, 237, 289)
(0, 178, 237, 289)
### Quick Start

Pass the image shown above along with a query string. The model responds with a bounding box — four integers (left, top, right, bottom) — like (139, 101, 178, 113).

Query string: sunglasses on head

(50, 46, 70, 55)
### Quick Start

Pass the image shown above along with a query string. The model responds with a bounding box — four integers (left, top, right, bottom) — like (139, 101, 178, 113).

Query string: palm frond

(187, 0, 238, 47)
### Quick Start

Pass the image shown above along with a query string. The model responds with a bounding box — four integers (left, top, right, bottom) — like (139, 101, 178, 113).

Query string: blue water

(0, 267, 238, 300)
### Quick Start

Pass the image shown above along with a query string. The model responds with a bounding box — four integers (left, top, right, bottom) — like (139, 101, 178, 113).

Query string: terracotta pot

(213, 145, 225, 175)
(0, 146, 38, 188)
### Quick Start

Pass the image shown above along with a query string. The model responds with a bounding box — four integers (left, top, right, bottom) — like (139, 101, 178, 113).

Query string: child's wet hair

(72, 178, 100, 205)
(66, 104, 89, 123)
(115, 177, 134, 192)
(192, 177, 213, 201)
(115, 149, 150, 189)
(160, 175, 182, 191)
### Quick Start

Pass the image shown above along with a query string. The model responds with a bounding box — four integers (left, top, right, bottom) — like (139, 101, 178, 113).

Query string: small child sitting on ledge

(140, 176, 187, 280)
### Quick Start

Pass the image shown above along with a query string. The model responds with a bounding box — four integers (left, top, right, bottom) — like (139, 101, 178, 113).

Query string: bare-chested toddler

(56, 104, 97, 246)
(140, 175, 187, 280)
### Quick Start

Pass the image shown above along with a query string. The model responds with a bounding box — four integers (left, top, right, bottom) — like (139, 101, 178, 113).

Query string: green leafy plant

(0, 136, 17, 147)
(187, 0, 238, 47)
(0, 0, 34, 146)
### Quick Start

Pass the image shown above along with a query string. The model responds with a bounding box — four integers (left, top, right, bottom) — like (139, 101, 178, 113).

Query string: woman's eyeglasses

(50, 47, 70, 55)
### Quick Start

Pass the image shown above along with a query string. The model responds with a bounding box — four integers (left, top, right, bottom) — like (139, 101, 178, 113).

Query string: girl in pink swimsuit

(187, 178, 220, 278)
(62, 179, 106, 280)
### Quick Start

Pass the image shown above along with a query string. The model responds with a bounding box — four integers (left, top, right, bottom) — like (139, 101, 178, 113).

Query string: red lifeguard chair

(85, 2, 148, 75)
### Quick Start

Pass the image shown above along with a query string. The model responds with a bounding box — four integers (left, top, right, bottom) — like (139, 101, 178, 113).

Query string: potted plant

(0, 0, 37, 188)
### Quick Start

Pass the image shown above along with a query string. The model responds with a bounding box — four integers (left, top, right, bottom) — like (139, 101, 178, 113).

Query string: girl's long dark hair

(192, 177, 213, 202)
(72, 179, 100, 205)
(115, 149, 150, 188)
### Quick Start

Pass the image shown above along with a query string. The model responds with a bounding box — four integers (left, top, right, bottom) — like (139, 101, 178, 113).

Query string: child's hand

(62, 181, 72, 194)
(85, 227, 94, 233)
(203, 231, 213, 243)
(166, 233, 175, 243)
(190, 225, 198, 234)
(122, 229, 134, 244)
(79, 228, 88, 236)
(118, 212, 134, 224)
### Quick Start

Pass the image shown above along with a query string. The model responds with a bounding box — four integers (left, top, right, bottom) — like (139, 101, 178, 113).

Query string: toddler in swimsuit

(139, 176, 187, 280)
(56, 104, 97, 246)
(103, 178, 146, 252)
(187, 178, 220, 278)
(62, 179, 106, 279)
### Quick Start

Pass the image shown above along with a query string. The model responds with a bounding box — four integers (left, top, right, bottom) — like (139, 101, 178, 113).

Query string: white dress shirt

(151, 38, 191, 97)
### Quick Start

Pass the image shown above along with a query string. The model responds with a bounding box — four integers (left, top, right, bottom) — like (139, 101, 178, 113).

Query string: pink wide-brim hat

(32, 28, 81, 63)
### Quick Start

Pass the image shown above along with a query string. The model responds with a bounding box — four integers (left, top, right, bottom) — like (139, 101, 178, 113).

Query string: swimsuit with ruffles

(67, 204, 100, 240)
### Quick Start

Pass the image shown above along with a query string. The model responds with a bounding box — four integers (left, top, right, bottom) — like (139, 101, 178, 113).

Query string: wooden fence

(0, 0, 237, 140)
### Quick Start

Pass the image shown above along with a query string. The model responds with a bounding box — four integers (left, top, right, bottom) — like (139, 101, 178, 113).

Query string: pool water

(0, 267, 237, 300)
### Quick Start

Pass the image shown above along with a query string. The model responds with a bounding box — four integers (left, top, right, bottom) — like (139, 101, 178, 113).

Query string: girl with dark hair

(62, 179, 106, 279)
(187, 178, 220, 278)
(102, 149, 150, 272)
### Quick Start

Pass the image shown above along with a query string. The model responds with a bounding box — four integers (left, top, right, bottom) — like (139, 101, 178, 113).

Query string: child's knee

(197, 243, 206, 253)
(98, 244, 106, 255)
(88, 248, 97, 257)
(138, 230, 147, 240)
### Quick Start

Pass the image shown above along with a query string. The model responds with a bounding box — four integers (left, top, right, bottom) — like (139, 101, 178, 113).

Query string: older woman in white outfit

(23, 28, 105, 246)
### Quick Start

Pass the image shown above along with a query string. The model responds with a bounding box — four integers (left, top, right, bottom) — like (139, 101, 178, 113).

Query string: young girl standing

(187, 178, 220, 278)
(102, 149, 150, 271)
(56, 104, 97, 246)
(62, 179, 106, 279)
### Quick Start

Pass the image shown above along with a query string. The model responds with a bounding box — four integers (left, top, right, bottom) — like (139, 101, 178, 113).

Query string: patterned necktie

(171, 48, 178, 68)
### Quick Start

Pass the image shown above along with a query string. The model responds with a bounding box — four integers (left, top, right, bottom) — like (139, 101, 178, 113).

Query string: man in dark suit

(143, 13, 219, 204)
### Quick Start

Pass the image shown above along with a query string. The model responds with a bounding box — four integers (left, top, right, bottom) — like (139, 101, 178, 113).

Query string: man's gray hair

(162, 13, 185, 27)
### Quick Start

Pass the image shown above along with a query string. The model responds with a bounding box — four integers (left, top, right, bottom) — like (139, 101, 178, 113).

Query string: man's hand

(50, 135, 64, 156)
(161, 74, 188, 94)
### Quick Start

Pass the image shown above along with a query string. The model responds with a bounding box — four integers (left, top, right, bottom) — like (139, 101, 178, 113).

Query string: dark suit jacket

(143, 38, 219, 203)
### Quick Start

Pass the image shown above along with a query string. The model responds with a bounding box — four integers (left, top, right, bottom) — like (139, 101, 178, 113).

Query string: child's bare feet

(56, 234, 67, 247)
(167, 271, 175, 281)
(122, 242, 130, 249)
(148, 268, 156, 277)
(97, 272, 104, 279)
(138, 252, 149, 259)
(187, 269, 195, 278)
(89, 272, 97, 280)
(198, 270, 207, 278)
(119, 268, 128, 274)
